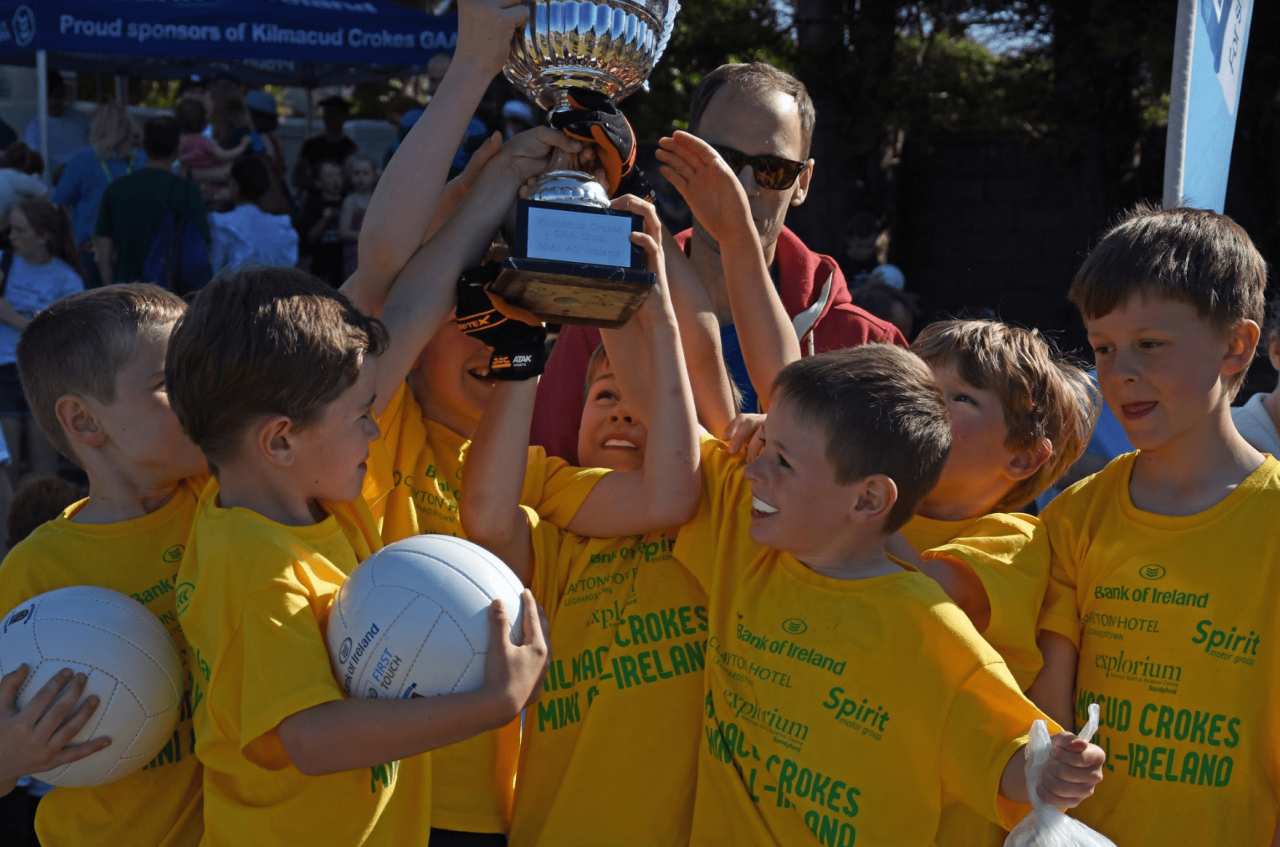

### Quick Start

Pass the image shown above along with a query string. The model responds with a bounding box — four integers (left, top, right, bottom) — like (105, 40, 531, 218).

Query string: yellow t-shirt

(509, 508, 708, 846)
(906, 512, 1053, 847)
(673, 442, 1044, 846)
(902, 513, 981, 553)
(1037, 452, 1280, 846)
(0, 475, 209, 847)
(177, 482, 428, 847)
(362, 381, 607, 833)
(915, 513, 1051, 691)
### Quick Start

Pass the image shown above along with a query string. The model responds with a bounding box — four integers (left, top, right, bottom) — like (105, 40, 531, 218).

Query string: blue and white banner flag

(1164, 0, 1254, 213)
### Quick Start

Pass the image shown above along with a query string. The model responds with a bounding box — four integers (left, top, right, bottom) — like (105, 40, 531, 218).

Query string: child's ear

(1222, 319, 1261, 376)
(55, 395, 106, 448)
(848, 474, 897, 527)
(1006, 438, 1053, 482)
(257, 416, 297, 468)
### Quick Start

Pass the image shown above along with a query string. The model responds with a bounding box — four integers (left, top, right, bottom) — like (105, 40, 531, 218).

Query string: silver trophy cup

(492, 0, 679, 328)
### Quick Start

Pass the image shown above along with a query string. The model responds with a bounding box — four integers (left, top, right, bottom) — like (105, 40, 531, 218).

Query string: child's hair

(8, 476, 83, 546)
(165, 267, 388, 473)
(583, 344, 611, 401)
(912, 319, 1101, 510)
(0, 141, 43, 176)
(772, 344, 951, 533)
(344, 154, 379, 188)
(1070, 203, 1267, 352)
(174, 98, 207, 134)
(230, 156, 272, 203)
(18, 284, 187, 461)
(15, 198, 84, 279)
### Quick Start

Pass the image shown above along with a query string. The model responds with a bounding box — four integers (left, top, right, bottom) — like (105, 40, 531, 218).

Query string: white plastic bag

(1004, 703, 1118, 847)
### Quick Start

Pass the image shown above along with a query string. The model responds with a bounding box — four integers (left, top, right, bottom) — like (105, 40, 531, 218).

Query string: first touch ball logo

(339, 637, 353, 664)
(3, 606, 31, 633)
(367, 686, 379, 698)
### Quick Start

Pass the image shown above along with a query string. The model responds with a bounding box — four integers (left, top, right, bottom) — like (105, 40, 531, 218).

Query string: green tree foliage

(623, 0, 797, 139)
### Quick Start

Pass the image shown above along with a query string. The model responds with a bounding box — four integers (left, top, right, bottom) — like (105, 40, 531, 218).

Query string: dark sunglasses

(710, 144, 806, 190)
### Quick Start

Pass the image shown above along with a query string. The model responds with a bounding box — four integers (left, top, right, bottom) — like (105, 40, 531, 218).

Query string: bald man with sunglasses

(531, 61, 904, 462)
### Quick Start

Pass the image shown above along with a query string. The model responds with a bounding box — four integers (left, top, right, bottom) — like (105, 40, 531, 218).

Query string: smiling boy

(673, 344, 1106, 845)
(1025, 205, 1280, 845)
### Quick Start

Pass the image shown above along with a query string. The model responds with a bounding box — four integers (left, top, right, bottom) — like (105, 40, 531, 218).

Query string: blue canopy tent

(0, 0, 458, 178)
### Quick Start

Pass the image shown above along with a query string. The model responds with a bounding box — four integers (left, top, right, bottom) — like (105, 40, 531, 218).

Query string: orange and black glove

(551, 90, 637, 196)
(456, 263, 547, 381)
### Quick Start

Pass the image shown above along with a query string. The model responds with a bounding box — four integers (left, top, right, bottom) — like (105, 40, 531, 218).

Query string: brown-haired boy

(0, 284, 207, 846)
(166, 268, 549, 846)
(989, 205, 1277, 845)
(673, 344, 1105, 845)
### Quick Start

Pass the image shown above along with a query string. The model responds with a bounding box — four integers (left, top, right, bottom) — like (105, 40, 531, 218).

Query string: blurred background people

(50, 103, 144, 287)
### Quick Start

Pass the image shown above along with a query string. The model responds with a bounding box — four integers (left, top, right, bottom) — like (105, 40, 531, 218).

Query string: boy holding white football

(165, 266, 551, 846)
(460, 195, 706, 846)
(0, 283, 208, 847)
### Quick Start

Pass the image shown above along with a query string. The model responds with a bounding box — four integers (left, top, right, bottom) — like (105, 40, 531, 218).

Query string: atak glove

(455, 263, 547, 381)
(550, 90, 637, 196)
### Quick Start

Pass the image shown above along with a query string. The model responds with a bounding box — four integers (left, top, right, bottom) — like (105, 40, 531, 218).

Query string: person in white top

(1232, 297, 1280, 456)
(0, 199, 84, 482)
(209, 156, 298, 274)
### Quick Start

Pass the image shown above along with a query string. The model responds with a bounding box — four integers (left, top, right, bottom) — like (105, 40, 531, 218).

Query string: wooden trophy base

(492, 258, 655, 328)
(496, 199, 656, 328)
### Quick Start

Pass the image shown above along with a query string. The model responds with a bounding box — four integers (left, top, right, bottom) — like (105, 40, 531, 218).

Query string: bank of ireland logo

(12, 6, 34, 47)
(367, 686, 379, 698)
(174, 582, 195, 617)
(781, 618, 808, 635)
(338, 637, 353, 664)
(1138, 564, 1167, 581)
(163, 544, 185, 564)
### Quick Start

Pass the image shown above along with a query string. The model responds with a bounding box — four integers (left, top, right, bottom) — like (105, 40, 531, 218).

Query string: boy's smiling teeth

(604, 439, 637, 449)
(752, 496, 779, 514)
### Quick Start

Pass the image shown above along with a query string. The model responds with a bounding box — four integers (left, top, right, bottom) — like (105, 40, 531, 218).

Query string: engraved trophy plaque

(495, 0, 679, 328)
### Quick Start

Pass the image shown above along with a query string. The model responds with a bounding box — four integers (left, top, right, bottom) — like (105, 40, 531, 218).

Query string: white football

(0, 586, 184, 786)
(327, 535, 525, 700)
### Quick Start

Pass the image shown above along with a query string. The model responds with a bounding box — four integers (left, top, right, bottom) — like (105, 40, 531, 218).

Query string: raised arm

(564, 197, 701, 537)
(662, 231, 737, 437)
(657, 131, 801, 410)
(342, 0, 528, 316)
(370, 127, 579, 414)
(459, 380, 538, 583)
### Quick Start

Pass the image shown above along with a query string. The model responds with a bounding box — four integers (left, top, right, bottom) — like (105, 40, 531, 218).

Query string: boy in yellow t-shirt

(355, 117, 703, 847)
(0, 284, 208, 847)
(460, 197, 705, 846)
(1020, 205, 1280, 846)
(674, 344, 1106, 846)
(164, 267, 552, 847)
